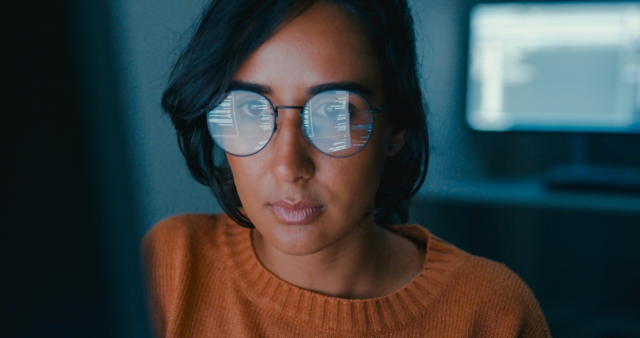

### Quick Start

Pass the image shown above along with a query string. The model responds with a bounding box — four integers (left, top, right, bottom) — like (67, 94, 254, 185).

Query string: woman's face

(228, 2, 403, 256)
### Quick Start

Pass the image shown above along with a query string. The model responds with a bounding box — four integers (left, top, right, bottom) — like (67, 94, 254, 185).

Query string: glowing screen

(466, 2, 640, 133)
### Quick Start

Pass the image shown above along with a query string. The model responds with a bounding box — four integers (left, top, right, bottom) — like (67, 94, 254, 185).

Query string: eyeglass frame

(203, 89, 390, 158)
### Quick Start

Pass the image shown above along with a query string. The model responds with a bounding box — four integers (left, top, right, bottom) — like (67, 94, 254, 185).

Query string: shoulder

(141, 213, 233, 279)
(457, 250, 531, 296)
(143, 213, 226, 239)
(457, 252, 539, 312)
(142, 213, 227, 254)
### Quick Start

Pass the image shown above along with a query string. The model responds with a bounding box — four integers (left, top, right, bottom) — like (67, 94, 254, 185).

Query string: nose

(269, 108, 315, 184)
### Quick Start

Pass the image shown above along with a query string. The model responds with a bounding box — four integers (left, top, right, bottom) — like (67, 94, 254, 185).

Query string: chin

(264, 223, 332, 256)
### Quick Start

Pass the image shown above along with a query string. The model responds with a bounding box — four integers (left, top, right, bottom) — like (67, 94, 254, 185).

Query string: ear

(386, 128, 410, 157)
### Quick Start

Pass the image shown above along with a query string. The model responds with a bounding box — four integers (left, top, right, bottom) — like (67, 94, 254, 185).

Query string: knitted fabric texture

(142, 214, 550, 337)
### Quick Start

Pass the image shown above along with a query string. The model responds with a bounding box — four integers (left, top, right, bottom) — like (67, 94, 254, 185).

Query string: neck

(251, 221, 424, 299)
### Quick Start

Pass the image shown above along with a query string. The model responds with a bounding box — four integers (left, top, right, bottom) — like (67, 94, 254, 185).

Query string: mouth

(269, 200, 324, 224)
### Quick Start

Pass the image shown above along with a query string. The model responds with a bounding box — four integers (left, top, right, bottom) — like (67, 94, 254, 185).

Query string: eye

(238, 99, 269, 117)
(313, 101, 347, 118)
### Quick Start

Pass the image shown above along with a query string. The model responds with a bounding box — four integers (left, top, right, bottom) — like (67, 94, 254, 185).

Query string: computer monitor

(466, 2, 640, 134)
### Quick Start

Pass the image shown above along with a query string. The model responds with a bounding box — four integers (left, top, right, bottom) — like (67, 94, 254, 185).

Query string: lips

(269, 200, 324, 224)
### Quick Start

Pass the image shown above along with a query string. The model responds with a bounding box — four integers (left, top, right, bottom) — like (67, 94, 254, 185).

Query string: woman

(144, 0, 550, 337)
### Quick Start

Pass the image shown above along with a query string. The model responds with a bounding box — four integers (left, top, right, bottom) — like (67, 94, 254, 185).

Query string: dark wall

(0, 1, 114, 336)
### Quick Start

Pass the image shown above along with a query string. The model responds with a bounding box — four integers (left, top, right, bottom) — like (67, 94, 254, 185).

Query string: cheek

(317, 138, 388, 212)
(326, 166, 377, 213)
(353, 127, 392, 203)
(227, 155, 268, 211)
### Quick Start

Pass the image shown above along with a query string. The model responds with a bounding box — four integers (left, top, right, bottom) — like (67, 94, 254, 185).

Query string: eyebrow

(228, 81, 273, 95)
(228, 80, 374, 98)
(307, 82, 373, 97)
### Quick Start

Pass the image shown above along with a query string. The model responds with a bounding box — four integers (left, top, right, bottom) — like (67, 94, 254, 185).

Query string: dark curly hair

(161, 0, 429, 229)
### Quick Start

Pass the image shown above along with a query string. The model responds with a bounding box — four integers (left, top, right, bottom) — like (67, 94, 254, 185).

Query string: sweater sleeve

(504, 274, 550, 338)
(467, 258, 551, 338)
(141, 216, 193, 338)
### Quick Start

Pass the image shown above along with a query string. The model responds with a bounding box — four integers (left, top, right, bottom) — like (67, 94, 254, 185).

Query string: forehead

(232, 2, 383, 100)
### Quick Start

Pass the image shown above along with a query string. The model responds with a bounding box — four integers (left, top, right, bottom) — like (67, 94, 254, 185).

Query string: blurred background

(1, 0, 639, 337)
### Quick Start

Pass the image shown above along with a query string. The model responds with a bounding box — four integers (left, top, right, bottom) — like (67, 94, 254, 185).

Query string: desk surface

(416, 179, 640, 215)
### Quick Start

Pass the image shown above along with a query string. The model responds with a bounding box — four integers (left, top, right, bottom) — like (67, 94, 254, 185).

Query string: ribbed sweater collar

(221, 217, 459, 333)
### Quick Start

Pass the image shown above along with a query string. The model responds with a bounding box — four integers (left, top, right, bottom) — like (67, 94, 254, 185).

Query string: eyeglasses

(206, 89, 388, 157)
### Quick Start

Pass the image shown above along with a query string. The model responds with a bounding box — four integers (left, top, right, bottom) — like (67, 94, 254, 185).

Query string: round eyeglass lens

(206, 90, 275, 156)
(302, 90, 374, 157)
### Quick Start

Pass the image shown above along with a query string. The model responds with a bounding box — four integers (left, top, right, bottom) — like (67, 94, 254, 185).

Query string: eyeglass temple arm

(371, 102, 390, 114)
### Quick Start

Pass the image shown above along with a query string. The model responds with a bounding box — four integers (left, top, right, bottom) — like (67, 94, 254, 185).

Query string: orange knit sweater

(142, 214, 550, 337)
